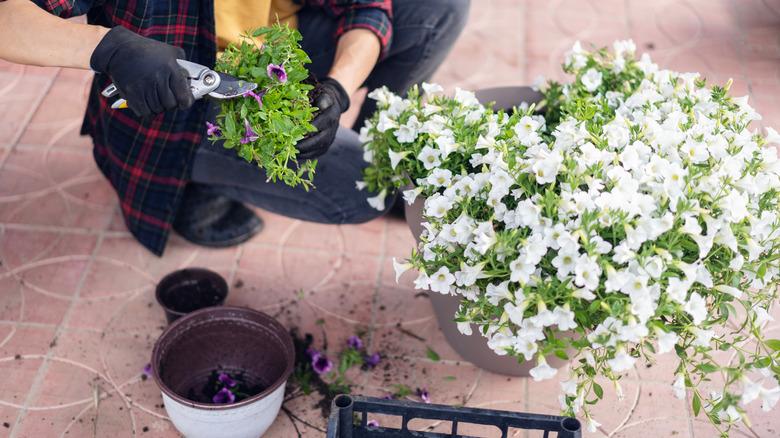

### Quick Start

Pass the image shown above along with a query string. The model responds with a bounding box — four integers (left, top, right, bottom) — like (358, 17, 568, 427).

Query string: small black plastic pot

(155, 268, 228, 323)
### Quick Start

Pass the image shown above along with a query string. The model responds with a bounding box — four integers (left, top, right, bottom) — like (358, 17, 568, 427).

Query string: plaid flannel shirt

(32, 0, 393, 256)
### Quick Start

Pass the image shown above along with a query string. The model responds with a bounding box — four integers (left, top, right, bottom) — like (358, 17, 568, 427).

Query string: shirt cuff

(335, 8, 393, 59)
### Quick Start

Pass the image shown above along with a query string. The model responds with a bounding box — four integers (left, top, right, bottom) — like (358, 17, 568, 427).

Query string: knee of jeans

(436, 0, 471, 40)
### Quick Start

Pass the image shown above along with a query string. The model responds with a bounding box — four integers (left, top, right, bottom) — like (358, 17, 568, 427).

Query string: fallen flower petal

(347, 335, 363, 350)
(363, 352, 381, 368)
(367, 419, 379, 428)
(311, 352, 334, 375)
(416, 387, 431, 403)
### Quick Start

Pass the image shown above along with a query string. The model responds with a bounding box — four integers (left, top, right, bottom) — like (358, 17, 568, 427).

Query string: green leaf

(692, 393, 702, 417)
(443, 376, 457, 381)
(697, 363, 719, 374)
(766, 339, 780, 351)
(593, 382, 604, 399)
(426, 347, 441, 362)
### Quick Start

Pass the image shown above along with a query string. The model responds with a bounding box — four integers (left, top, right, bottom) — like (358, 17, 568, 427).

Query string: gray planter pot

(404, 86, 570, 377)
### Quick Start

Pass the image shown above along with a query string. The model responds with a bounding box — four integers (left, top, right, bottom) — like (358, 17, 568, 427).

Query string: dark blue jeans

(191, 0, 470, 225)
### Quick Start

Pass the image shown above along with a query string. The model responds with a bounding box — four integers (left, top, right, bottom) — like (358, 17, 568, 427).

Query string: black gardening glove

(296, 77, 351, 160)
(90, 26, 194, 117)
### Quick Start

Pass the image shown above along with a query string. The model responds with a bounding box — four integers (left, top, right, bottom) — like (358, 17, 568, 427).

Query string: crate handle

(334, 395, 354, 438)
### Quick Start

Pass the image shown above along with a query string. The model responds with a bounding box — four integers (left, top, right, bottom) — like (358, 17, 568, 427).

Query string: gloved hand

(90, 26, 194, 117)
(297, 77, 350, 160)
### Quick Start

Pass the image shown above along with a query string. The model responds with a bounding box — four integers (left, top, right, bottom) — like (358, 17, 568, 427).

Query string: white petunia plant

(375, 40, 780, 435)
(357, 83, 523, 210)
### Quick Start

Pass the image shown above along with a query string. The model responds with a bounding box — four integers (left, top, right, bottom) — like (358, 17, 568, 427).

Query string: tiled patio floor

(2, 0, 780, 437)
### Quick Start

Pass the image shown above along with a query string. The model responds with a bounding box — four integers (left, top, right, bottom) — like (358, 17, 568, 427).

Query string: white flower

(456, 321, 472, 336)
(422, 82, 444, 97)
(454, 87, 480, 107)
(429, 266, 455, 294)
(581, 68, 603, 92)
(472, 221, 497, 254)
(424, 194, 453, 218)
(607, 349, 636, 373)
(672, 375, 686, 399)
(402, 187, 422, 205)
(392, 258, 412, 282)
(552, 306, 577, 331)
(684, 292, 707, 325)
(565, 41, 587, 69)
(376, 111, 397, 132)
(413, 272, 429, 290)
(388, 148, 409, 170)
(586, 417, 602, 433)
(355, 180, 367, 190)
(765, 127, 780, 145)
(561, 379, 578, 396)
(665, 277, 690, 304)
(417, 146, 442, 170)
(455, 262, 486, 287)
(656, 330, 678, 354)
(761, 386, 780, 411)
(714, 284, 743, 299)
(366, 189, 388, 211)
(691, 327, 715, 347)
(486, 281, 512, 305)
(394, 115, 422, 143)
(574, 254, 601, 291)
(529, 359, 558, 381)
(426, 168, 453, 188)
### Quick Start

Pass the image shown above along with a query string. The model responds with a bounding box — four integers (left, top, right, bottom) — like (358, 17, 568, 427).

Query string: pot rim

(151, 306, 294, 411)
(154, 267, 228, 319)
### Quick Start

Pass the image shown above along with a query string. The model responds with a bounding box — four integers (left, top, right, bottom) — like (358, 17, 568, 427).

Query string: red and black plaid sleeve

(306, 0, 393, 57)
(30, 0, 95, 18)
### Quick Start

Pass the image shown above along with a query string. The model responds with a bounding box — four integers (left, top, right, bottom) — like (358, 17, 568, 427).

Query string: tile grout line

(517, 0, 527, 85)
(9, 214, 107, 436)
(367, 218, 389, 352)
(0, 67, 60, 171)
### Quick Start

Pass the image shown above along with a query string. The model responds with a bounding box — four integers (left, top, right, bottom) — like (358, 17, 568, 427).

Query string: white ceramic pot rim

(151, 306, 295, 411)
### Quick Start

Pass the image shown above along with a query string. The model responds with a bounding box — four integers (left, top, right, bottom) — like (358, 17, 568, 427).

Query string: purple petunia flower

(212, 387, 236, 404)
(240, 119, 259, 145)
(347, 335, 363, 350)
(363, 352, 381, 369)
(267, 63, 287, 83)
(142, 363, 152, 378)
(310, 351, 334, 375)
(205, 121, 221, 137)
(416, 388, 431, 404)
(367, 420, 379, 429)
(243, 89, 265, 106)
(217, 372, 237, 388)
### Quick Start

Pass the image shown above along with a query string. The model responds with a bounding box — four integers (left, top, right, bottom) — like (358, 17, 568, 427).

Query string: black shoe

(173, 184, 263, 248)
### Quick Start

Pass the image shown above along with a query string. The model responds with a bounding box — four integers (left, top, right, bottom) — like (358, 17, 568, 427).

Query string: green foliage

(212, 24, 317, 189)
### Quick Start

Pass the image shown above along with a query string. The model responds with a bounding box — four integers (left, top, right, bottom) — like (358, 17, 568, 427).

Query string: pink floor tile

(17, 68, 93, 149)
(4, 0, 780, 436)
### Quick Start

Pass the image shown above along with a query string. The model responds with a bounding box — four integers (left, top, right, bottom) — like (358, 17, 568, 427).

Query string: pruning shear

(101, 59, 257, 109)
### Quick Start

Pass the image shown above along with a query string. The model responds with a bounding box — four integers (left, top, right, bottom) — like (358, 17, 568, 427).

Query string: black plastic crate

(326, 395, 582, 438)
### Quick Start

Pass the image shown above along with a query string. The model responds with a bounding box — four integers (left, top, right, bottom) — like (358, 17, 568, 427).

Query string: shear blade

(209, 73, 258, 99)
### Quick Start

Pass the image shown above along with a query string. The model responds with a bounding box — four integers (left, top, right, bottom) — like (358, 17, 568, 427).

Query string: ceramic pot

(155, 268, 228, 324)
(151, 306, 294, 438)
(404, 86, 571, 377)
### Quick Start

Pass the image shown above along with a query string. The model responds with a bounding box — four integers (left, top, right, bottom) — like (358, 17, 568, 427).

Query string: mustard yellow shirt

(215, 0, 302, 50)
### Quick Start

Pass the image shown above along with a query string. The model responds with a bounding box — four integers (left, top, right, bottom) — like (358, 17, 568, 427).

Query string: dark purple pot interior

(151, 306, 295, 408)
(155, 268, 228, 323)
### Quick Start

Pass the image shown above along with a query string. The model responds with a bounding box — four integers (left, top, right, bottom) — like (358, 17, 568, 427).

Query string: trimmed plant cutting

(363, 40, 780, 435)
(209, 24, 318, 189)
